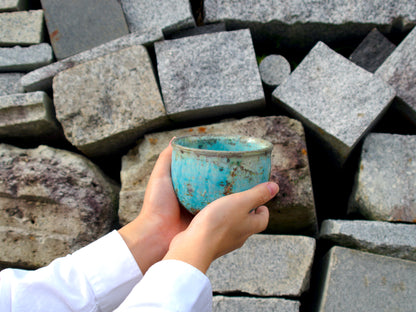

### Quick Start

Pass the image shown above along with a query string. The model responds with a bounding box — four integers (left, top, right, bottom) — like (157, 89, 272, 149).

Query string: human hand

(163, 182, 279, 273)
(118, 140, 193, 273)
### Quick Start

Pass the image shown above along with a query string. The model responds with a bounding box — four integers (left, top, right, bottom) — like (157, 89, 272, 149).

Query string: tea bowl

(171, 135, 272, 215)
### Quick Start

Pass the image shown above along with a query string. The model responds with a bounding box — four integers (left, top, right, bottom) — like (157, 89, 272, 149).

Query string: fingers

(230, 182, 279, 214)
(249, 205, 270, 233)
(148, 140, 173, 181)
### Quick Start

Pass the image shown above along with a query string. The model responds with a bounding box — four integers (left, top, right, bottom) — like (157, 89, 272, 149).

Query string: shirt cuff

(71, 230, 143, 312)
(116, 260, 212, 312)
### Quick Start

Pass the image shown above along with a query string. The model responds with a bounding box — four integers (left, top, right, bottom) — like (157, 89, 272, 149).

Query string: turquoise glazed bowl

(171, 135, 272, 215)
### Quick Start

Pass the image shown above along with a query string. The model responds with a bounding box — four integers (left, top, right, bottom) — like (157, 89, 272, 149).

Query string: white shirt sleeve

(115, 260, 212, 312)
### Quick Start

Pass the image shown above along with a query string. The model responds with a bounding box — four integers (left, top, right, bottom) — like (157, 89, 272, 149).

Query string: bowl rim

(171, 135, 273, 156)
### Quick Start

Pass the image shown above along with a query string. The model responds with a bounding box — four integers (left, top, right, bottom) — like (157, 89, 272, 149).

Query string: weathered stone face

(0, 43, 53, 72)
(0, 10, 44, 46)
(0, 144, 119, 268)
(213, 296, 300, 312)
(0, 73, 23, 96)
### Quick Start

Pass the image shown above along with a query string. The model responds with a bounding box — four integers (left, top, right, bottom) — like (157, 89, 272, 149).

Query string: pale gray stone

(155, 30, 265, 121)
(41, 0, 129, 60)
(0, 10, 44, 46)
(120, 116, 317, 235)
(0, 91, 60, 139)
(207, 235, 315, 296)
(316, 246, 416, 312)
(53, 45, 167, 157)
(0, 0, 27, 12)
(120, 0, 195, 37)
(259, 54, 291, 88)
(0, 72, 23, 95)
(273, 41, 396, 165)
(213, 296, 300, 312)
(0, 43, 53, 72)
(0, 144, 119, 268)
(320, 219, 416, 261)
(21, 31, 161, 92)
(168, 23, 226, 40)
(349, 28, 396, 73)
(349, 133, 416, 222)
(376, 26, 416, 125)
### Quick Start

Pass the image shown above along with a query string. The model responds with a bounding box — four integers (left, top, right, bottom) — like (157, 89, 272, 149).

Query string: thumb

(248, 205, 270, 234)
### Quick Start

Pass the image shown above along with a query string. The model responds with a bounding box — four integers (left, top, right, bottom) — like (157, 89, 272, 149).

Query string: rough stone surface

(376, 26, 416, 125)
(169, 23, 226, 40)
(273, 41, 396, 164)
(349, 28, 396, 73)
(120, 116, 317, 234)
(349, 133, 416, 222)
(317, 246, 416, 312)
(213, 296, 300, 312)
(259, 54, 291, 88)
(0, 43, 53, 72)
(40, 0, 129, 60)
(155, 29, 265, 121)
(204, 0, 416, 48)
(207, 235, 315, 296)
(0, 144, 119, 268)
(0, 72, 23, 95)
(320, 219, 416, 261)
(0, 10, 44, 46)
(0, 91, 60, 139)
(53, 45, 167, 157)
(120, 0, 195, 37)
(0, 0, 27, 12)
(21, 31, 161, 92)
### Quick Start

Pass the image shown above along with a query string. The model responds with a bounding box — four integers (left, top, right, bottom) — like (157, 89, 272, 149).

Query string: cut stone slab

(168, 23, 226, 40)
(213, 296, 300, 312)
(0, 144, 119, 268)
(316, 246, 416, 312)
(0, 91, 60, 139)
(21, 31, 161, 92)
(376, 26, 416, 125)
(120, 0, 195, 37)
(40, 0, 129, 60)
(0, 0, 27, 12)
(204, 0, 416, 49)
(0, 72, 23, 95)
(155, 29, 265, 121)
(0, 43, 53, 72)
(320, 219, 416, 261)
(120, 116, 317, 235)
(53, 45, 167, 157)
(273, 41, 396, 165)
(349, 28, 396, 73)
(349, 133, 416, 222)
(0, 10, 44, 46)
(207, 235, 315, 296)
(259, 54, 291, 88)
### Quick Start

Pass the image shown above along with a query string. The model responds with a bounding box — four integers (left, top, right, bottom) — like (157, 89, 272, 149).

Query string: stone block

(316, 246, 416, 312)
(168, 23, 226, 40)
(120, 0, 195, 37)
(349, 133, 416, 222)
(213, 296, 300, 312)
(259, 54, 291, 88)
(204, 0, 416, 49)
(0, 91, 60, 139)
(53, 45, 167, 157)
(349, 28, 396, 73)
(273, 41, 396, 165)
(0, 72, 23, 95)
(0, 43, 53, 72)
(21, 31, 161, 92)
(155, 29, 265, 121)
(0, 0, 27, 12)
(207, 235, 315, 296)
(120, 116, 317, 235)
(376, 26, 416, 125)
(320, 219, 416, 261)
(40, 0, 129, 60)
(0, 10, 44, 46)
(0, 144, 119, 268)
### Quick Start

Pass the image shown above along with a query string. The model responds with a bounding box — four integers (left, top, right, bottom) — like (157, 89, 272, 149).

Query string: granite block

(0, 72, 23, 95)
(213, 296, 300, 312)
(273, 41, 396, 165)
(0, 0, 27, 12)
(259, 54, 291, 88)
(0, 10, 44, 46)
(0, 43, 53, 72)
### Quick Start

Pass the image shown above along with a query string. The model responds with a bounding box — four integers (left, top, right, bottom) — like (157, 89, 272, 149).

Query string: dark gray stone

(213, 296, 300, 312)
(349, 133, 416, 222)
(168, 23, 226, 40)
(0, 43, 53, 72)
(273, 41, 395, 165)
(0, 0, 28, 12)
(316, 246, 416, 312)
(40, 0, 129, 60)
(349, 28, 396, 73)
(207, 235, 316, 296)
(0, 10, 44, 46)
(259, 54, 291, 88)
(155, 29, 265, 121)
(376, 26, 416, 125)
(0, 72, 23, 95)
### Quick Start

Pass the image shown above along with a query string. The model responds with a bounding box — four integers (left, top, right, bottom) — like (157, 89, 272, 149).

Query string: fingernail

(267, 182, 279, 197)
(169, 136, 176, 145)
